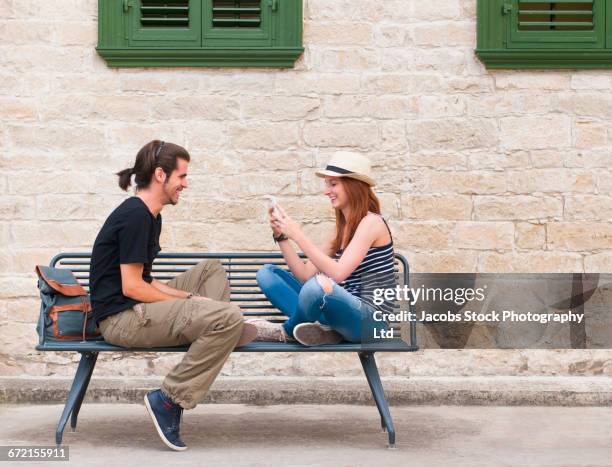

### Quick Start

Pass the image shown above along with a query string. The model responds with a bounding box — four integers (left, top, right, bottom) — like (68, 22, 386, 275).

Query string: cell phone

(265, 195, 281, 218)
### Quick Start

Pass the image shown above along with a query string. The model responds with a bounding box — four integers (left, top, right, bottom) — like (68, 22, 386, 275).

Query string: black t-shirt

(90, 197, 162, 324)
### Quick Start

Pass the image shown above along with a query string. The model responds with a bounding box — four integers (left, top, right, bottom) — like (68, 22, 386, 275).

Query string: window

(476, 0, 612, 68)
(97, 0, 303, 67)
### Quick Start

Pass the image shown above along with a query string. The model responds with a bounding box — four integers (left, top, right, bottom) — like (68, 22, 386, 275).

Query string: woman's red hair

(331, 177, 381, 253)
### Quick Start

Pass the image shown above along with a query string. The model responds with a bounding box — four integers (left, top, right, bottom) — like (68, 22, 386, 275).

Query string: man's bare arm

(151, 279, 191, 298)
(120, 263, 183, 302)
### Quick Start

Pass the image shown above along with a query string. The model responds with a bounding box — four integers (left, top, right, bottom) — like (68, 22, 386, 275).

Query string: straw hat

(315, 152, 375, 187)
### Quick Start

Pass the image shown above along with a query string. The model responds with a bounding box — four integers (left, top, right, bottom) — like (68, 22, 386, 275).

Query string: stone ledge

(1, 376, 612, 406)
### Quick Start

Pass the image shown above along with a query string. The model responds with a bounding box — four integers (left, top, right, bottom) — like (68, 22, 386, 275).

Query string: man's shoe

(144, 389, 187, 451)
(235, 322, 258, 348)
(293, 322, 343, 346)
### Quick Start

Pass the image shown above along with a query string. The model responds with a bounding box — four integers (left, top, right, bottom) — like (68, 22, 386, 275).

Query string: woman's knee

(298, 275, 328, 305)
(256, 263, 279, 286)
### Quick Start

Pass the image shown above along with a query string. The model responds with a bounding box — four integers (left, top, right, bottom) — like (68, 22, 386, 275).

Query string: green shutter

(212, 0, 262, 27)
(507, 0, 605, 48)
(476, 0, 612, 68)
(128, 0, 202, 46)
(202, 0, 272, 46)
(96, 0, 304, 67)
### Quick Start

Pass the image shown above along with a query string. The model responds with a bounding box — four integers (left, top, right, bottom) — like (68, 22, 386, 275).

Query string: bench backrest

(48, 252, 417, 347)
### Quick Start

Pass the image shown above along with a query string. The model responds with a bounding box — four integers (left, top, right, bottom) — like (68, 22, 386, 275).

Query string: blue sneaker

(144, 389, 187, 451)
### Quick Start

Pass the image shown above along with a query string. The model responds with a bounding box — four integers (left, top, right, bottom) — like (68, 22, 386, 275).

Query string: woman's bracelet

(273, 233, 288, 243)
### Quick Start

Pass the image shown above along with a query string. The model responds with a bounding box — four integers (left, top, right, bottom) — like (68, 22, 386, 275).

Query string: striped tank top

(333, 216, 397, 313)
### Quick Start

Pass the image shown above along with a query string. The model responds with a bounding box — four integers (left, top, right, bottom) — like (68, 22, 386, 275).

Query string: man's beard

(163, 185, 178, 206)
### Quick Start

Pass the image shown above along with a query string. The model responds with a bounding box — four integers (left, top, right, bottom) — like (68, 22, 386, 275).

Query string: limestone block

(0, 20, 54, 44)
(5, 298, 40, 323)
(403, 194, 472, 220)
(241, 96, 320, 121)
(478, 252, 583, 273)
(565, 195, 612, 221)
(0, 249, 57, 275)
(373, 25, 408, 47)
(0, 277, 37, 298)
(10, 221, 99, 248)
(8, 125, 106, 151)
(8, 0, 96, 20)
(9, 171, 117, 195)
(305, 22, 372, 45)
(318, 48, 380, 72)
(408, 119, 498, 151)
(392, 221, 454, 250)
(515, 222, 546, 250)
(381, 121, 408, 151)
(408, 0, 461, 20)
(451, 221, 514, 250)
(305, 0, 358, 20)
(407, 151, 468, 170)
(548, 222, 612, 251)
(418, 95, 465, 118)
(570, 74, 612, 90)
(565, 150, 612, 169)
(466, 93, 555, 118)
(275, 73, 360, 95)
(474, 196, 562, 221)
(467, 150, 530, 170)
(584, 253, 612, 272)
(36, 194, 124, 221)
(507, 169, 596, 194)
(0, 97, 37, 121)
(555, 93, 612, 118)
(53, 21, 97, 46)
(418, 170, 507, 195)
(597, 171, 612, 194)
(495, 73, 570, 91)
(150, 96, 240, 121)
(229, 123, 300, 150)
(574, 121, 608, 149)
(361, 73, 443, 95)
(410, 22, 474, 47)
(0, 196, 35, 219)
(303, 122, 379, 149)
(406, 249, 478, 273)
(500, 115, 571, 150)
(323, 95, 416, 119)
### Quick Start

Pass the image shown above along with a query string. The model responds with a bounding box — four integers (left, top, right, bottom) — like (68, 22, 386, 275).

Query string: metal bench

(36, 252, 418, 448)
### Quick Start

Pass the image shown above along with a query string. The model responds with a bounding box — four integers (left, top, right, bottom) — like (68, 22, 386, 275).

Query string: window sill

(476, 49, 612, 69)
(96, 46, 304, 68)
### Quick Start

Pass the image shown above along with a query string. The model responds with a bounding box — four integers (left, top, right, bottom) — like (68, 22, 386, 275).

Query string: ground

(1, 404, 612, 466)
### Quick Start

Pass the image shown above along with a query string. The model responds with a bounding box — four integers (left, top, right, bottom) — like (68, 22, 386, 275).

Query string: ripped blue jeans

(255, 264, 387, 343)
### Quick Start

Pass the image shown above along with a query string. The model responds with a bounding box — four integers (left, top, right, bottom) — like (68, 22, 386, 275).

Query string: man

(90, 140, 256, 451)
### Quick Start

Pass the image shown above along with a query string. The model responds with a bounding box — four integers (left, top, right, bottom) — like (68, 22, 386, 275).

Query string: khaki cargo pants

(98, 259, 243, 409)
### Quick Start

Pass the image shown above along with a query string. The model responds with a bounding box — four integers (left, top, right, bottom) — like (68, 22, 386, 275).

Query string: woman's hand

(268, 207, 283, 236)
(271, 205, 302, 240)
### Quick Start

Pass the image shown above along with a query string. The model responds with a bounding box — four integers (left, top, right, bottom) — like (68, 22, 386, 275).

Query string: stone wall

(1, 0, 611, 378)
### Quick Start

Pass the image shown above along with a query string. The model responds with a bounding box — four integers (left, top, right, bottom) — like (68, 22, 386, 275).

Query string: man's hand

(191, 295, 212, 302)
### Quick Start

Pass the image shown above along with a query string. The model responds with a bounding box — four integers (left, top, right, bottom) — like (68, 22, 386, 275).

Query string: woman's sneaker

(246, 319, 292, 342)
(293, 323, 343, 346)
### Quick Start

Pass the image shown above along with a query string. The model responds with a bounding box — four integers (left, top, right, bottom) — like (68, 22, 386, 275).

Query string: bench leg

(358, 352, 396, 448)
(70, 352, 98, 432)
(55, 351, 97, 446)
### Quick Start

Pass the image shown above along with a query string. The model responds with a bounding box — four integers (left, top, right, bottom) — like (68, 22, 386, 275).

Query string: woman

(249, 152, 397, 346)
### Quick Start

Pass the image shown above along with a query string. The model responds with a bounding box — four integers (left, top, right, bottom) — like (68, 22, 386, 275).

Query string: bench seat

(36, 252, 418, 448)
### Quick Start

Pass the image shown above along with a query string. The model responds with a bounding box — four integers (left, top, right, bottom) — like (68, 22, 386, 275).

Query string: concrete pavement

(1, 403, 612, 466)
